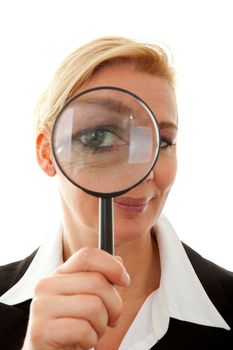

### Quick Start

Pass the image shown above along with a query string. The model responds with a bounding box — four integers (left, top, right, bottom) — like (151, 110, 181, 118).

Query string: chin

(117, 211, 165, 246)
(114, 218, 154, 244)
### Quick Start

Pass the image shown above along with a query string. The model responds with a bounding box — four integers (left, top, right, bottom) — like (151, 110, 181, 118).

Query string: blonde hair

(35, 37, 175, 137)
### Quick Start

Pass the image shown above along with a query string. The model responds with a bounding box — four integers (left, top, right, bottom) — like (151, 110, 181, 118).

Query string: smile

(114, 197, 150, 213)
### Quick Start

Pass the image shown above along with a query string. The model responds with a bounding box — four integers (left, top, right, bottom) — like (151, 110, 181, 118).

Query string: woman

(0, 37, 232, 349)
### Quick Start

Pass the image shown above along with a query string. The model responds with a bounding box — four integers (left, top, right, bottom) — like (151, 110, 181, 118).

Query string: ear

(36, 131, 56, 177)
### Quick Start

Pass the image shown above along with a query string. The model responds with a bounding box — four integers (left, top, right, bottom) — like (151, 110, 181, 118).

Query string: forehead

(84, 63, 178, 126)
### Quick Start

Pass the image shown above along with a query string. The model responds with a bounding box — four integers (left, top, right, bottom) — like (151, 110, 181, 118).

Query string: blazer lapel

(0, 299, 31, 347)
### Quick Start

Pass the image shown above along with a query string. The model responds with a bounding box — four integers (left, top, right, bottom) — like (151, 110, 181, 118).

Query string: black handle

(99, 197, 114, 255)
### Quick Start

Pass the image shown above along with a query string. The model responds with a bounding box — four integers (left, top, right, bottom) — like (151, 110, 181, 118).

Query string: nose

(143, 170, 154, 182)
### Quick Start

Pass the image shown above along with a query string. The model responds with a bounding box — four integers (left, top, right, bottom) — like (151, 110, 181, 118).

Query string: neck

(115, 232, 160, 301)
(61, 199, 99, 261)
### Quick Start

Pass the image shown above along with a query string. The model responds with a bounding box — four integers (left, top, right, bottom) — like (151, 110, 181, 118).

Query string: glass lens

(52, 87, 160, 194)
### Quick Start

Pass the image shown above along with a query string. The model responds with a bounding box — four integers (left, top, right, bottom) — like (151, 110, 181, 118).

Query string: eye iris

(81, 130, 110, 147)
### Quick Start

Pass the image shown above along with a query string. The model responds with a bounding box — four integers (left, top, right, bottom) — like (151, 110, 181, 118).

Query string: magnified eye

(73, 125, 128, 153)
(80, 129, 116, 148)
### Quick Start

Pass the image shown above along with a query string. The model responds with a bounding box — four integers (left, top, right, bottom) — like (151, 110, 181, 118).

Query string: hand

(22, 247, 130, 350)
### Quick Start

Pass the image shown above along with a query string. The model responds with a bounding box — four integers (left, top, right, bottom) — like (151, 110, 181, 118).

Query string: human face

(56, 63, 178, 248)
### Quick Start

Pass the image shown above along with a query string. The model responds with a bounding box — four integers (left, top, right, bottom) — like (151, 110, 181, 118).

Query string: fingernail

(121, 270, 131, 286)
(115, 255, 123, 264)
(110, 318, 120, 327)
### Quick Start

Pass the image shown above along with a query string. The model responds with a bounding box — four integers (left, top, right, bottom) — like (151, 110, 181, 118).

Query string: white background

(0, 0, 232, 270)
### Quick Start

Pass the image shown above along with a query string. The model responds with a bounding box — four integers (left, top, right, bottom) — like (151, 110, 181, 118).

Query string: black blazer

(0, 244, 232, 349)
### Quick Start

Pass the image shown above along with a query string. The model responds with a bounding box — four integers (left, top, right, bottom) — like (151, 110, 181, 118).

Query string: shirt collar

(0, 226, 63, 305)
(154, 216, 230, 331)
(118, 216, 230, 349)
(0, 215, 230, 339)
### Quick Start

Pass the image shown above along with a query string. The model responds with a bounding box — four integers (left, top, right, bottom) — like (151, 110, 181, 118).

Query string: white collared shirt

(0, 215, 230, 349)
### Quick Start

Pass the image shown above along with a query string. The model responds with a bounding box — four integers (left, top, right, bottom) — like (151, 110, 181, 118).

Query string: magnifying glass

(52, 86, 160, 255)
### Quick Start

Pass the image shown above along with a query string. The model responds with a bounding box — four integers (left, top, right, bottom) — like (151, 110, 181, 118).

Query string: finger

(32, 294, 108, 337)
(35, 272, 122, 327)
(45, 318, 98, 349)
(57, 247, 130, 287)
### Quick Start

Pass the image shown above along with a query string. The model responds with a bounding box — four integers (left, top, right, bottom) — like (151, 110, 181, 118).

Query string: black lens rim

(51, 86, 161, 198)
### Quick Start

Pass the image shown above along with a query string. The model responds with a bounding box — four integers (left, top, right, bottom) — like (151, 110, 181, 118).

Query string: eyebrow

(158, 121, 178, 130)
(73, 97, 178, 131)
(78, 97, 132, 114)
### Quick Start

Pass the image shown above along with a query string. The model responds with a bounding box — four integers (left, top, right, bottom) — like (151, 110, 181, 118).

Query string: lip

(114, 197, 151, 213)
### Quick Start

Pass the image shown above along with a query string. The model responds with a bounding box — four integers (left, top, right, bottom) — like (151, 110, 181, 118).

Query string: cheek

(57, 174, 99, 229)
(154, 151, 177, 193)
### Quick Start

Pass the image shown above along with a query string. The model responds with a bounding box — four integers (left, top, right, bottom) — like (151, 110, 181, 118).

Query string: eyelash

(160, 137, 175, 149)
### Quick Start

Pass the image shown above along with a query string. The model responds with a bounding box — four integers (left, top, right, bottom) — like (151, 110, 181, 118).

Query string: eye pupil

(82, 130, 106, 147)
